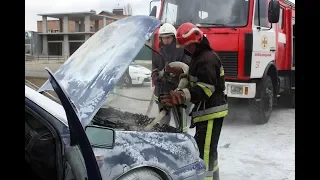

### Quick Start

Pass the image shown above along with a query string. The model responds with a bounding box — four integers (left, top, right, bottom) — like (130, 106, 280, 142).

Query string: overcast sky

(25, 0, 295, 31)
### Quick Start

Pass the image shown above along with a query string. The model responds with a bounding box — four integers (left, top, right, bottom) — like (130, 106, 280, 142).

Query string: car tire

(123, 74, 132, 87)
(248, 76, 274, 125)
(117, 168, 163, 180)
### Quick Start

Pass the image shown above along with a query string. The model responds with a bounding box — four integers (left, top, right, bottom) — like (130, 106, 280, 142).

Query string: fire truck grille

(215, 51, 238, 77)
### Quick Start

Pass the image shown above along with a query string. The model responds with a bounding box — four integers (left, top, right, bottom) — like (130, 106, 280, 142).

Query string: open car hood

(38, 15, 161, 127)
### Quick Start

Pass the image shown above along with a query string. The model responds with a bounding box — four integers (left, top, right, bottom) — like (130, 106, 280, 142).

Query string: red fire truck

(149, 0, 295, 124)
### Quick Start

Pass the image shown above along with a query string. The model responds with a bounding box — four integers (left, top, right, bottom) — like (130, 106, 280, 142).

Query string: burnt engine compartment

(92, 107, 180, 133)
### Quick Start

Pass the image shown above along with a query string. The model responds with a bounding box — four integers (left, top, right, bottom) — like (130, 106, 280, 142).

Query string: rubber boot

(212, 168, 220, 180)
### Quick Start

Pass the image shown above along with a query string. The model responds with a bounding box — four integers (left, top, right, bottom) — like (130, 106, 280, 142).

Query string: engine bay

(92, 107, 180, 133)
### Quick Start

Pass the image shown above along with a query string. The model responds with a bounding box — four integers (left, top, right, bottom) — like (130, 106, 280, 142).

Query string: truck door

(275, 6, 286, 70)
(251, 0, 277, 78)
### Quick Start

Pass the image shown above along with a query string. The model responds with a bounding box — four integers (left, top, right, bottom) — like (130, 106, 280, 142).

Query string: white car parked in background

(129, 62, 151, 85)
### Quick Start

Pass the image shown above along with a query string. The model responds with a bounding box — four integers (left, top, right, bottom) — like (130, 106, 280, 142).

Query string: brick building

(37, 9, 129, 57)
(37, 9, 128, 33)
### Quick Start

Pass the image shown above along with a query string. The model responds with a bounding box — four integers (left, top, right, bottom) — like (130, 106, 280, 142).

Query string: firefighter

(151, 23, 190, 126)
(160, 22, 228, 180)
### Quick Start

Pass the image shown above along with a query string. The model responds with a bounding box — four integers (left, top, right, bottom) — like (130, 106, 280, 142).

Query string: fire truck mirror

(150, 6, 158, 17)
(268, 0, 280, 24)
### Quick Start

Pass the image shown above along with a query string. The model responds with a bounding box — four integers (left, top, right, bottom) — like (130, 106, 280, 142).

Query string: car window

(25, 97, 69, 137)
(25, 108, 61, 180)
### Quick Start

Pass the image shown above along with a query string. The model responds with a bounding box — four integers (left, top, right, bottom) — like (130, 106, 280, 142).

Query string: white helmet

(159, 23, 177, 37)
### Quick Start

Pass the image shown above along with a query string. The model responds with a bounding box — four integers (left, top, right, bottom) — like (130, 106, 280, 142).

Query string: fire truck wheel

(248, 76, 274, 125)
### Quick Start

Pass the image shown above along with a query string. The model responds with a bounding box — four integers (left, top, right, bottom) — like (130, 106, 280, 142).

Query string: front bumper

(225, 82, 256, 98)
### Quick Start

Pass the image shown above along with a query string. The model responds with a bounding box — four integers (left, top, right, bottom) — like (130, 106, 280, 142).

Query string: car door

(46, 68, 103, 180)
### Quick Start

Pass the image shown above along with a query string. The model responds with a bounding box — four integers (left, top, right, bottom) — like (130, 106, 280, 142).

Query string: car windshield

(161, 0, 250, 27)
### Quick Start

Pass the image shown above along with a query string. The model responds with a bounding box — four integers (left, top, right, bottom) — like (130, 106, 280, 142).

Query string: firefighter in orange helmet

(160, 22, 228, 180)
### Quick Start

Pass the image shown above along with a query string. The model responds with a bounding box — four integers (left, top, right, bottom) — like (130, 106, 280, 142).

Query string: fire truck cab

(150, 0, 295, 124)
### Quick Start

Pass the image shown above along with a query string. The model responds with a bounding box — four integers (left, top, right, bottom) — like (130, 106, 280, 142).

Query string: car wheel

(123, 74, 132, 87)
(117, 168, 163, 180)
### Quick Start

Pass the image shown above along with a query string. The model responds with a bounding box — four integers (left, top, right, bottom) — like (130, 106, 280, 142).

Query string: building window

(254, 0, 270, 28)
(47, 29, 53, 33)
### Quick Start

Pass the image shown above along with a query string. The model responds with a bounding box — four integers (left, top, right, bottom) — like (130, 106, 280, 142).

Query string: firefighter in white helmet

(151, 23, 191, 126)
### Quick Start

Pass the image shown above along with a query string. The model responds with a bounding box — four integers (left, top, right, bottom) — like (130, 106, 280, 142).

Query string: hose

(110, 92, 151, 102)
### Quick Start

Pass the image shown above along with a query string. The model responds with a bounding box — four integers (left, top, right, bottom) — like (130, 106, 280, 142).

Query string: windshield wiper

(198, 23, 226, 26)
(197, 23, 237, 30)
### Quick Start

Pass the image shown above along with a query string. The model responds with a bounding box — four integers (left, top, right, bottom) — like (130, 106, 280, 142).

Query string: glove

(151, 68, 159, 85)
(164, 63, 183, 84)
(165, 63, 183, 77)
(160, 90, 186, 107)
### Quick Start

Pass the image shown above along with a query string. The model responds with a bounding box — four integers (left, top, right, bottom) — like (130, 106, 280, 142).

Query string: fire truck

(149, 0, 295, 124)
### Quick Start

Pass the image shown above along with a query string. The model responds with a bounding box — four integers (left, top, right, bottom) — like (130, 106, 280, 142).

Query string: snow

(108, 85, 295, 180)
(188, 100, 295, 180)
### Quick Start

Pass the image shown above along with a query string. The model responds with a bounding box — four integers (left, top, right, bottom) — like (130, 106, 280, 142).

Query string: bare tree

(123, 3, 133, 16)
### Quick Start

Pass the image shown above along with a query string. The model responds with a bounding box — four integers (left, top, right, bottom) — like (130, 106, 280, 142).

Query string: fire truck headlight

(230, 85, 243, 94)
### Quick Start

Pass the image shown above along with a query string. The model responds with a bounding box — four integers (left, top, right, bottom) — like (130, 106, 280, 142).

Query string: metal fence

(25, 55, 69, 61)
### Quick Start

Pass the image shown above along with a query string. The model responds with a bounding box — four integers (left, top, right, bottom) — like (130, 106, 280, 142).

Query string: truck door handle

(270, 49, 276, 52)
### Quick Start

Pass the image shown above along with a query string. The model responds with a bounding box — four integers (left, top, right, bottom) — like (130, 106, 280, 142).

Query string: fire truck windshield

(160, 0, 250, 27)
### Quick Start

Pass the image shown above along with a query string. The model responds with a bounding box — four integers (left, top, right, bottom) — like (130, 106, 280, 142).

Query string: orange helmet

(176, 22, 204, 48)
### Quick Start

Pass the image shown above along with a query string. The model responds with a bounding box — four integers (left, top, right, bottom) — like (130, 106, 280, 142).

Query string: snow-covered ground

(108, 85, 295, 180)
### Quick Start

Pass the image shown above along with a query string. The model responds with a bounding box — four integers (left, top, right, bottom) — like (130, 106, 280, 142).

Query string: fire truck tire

(248, 76, 274, 125)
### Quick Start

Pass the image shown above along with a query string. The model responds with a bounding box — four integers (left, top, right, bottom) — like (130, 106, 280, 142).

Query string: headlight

(230, 85, 243, 94)
(229, 85, 249, 95)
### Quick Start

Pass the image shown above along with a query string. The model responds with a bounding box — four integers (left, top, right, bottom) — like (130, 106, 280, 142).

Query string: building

(25, 31, 41, 56)
(35, 9, 152, 61)
(37, 10, 123, 57)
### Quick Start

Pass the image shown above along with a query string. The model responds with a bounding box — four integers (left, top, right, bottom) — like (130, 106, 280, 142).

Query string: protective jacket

(152, 42, 190, 102)
(183, 42, 228, 124)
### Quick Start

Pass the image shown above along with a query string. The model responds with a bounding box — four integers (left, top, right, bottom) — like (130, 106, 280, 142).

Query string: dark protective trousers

(194, 117, 224, 180)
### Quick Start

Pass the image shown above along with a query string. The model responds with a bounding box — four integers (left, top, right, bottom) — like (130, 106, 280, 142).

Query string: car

(25, 15, 206, 180)
(129, 62, 152, 85)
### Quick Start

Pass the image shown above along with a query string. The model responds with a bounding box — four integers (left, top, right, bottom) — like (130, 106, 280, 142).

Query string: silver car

(25, 15, 206, 180)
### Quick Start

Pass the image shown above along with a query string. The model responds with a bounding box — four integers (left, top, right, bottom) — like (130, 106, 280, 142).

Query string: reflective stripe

(220, 70, 224, 77)
(182, 127, 188, 133)
(204, 119, 214, 171)
(189, 75, 198, 82)
(206, 171, 213, 177)
(154, 95, 159, 102)
(193, 110, 228, 123)
(205, 177, 212, 180)
(220, 66, 224, 77)
(197, 83, 213, 97)
(213, 164, 219, 172)
(198, 82, 215, 93)
(189, 74, 215, 97)
(192, 104, 228, 118)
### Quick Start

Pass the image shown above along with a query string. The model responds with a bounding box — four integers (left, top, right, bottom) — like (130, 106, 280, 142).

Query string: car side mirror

(268, 0, 280, 23)
(85, 125, 115, 149)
